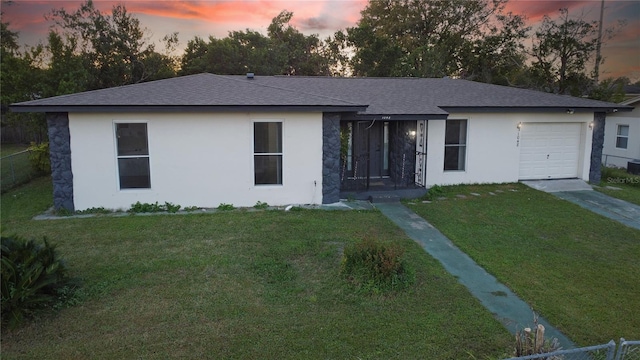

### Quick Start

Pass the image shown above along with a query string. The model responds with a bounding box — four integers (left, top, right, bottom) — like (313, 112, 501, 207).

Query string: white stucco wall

(423, 112, 594, 186)
(603, 104, 640, 168)
(69, 112, 323, 211)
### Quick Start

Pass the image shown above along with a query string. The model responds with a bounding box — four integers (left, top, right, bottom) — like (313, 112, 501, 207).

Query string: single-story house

(602, 96, 640, 168)
(10, 73, 632, 211)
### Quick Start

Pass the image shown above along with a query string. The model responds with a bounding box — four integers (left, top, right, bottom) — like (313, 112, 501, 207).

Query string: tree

(0, 18, 47, 143)
(528, 8, 625, 97)
(267, 11, 331, 75)
(179, 11, 332, 76)
(341, 0, 529, 81)
(528, 8, 599, 95)
(46, 0, 177, 89)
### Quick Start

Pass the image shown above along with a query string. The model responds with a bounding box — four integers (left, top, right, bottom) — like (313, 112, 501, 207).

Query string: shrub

(27, 142, 51, 175)
(1, 235, 73, 328)
(217, 203, 235, 211)
(254, 201, 269, 209)
(341, 236, 414, 293)
(164, 202, 181, 213)
(424, 184, 444, 200)
(129, 201, 163, 213)
(128, 201, 181, 213)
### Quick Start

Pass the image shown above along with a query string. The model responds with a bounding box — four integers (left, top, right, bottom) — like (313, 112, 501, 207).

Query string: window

(616, 125, 629, 149)
(444, 119, 467, 171)
(254, 122, 282, 185)
(115, 123, 150, 189)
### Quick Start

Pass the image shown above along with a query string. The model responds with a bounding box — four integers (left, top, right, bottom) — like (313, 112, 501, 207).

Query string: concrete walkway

(375, 202, 576, 349)
(553, 191, 640, 230)
(522, 180, 640, 230)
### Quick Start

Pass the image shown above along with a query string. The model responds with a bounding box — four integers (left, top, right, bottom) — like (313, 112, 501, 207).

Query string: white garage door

(519, 123, 582, 180)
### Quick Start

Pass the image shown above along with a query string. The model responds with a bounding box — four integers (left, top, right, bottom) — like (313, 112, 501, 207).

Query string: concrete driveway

(522, 179, 640, 230)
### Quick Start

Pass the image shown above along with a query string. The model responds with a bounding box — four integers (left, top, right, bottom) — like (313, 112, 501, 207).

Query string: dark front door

(353, 121, 389, 179)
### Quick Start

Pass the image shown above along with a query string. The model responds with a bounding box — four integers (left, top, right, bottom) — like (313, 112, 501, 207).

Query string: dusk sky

(2, 0, 639, 81)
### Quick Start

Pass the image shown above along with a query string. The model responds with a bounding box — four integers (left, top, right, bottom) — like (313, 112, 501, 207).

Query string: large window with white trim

(444, 119, 467, 171)
(115, 123, 150, 189)
(616, 124, 629, 149)
(254, 122, 283, 185)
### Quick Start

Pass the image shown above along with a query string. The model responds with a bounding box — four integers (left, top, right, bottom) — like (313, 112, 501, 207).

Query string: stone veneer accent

(589, 112, 606, 184)
(47, 112, 74, 211)
(322, 113, 341, 204)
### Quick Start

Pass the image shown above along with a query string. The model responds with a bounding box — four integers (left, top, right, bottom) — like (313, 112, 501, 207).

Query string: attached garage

(518, 122, 583, 180)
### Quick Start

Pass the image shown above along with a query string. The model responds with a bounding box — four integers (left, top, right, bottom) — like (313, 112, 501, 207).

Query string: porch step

(368, 194, 401, 203)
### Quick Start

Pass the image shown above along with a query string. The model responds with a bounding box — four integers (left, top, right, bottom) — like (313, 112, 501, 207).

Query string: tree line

(1, 0, 634, 143)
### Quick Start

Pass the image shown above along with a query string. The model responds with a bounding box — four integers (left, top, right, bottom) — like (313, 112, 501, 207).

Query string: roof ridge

(218, 74, 364, 106)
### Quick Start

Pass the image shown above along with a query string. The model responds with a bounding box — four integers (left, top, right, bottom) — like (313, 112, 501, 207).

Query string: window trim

(443, 119, 468, 172)
(253, 120, 284, 186)
(615, 124, 630, 150)
(114, 120, 151, 190)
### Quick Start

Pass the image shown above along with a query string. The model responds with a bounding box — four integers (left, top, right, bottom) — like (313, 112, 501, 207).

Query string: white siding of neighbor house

(423, 112, 594, 186)
(603, 103, 640, 168)
(69, 112, 323, 211)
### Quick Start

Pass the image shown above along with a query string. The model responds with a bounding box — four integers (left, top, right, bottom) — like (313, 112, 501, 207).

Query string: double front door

(345, 121, 389, 179)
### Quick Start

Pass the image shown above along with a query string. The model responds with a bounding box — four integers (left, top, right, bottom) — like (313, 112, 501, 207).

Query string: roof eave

(9, 104, 368, 114)
(439, 106, 632, 113)
(344, 113, 449, 121)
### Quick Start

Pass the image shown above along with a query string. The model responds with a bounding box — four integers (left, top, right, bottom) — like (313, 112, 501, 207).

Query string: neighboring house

(602, 96, 640, 168)
(10, 73, 630, 211)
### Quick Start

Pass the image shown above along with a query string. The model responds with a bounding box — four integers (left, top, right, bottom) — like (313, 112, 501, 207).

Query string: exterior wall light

(517, 122, 522, 129)
(566, 109, 575, 114)
(589, 121, 594, 129)
(409, 130, 416, 138)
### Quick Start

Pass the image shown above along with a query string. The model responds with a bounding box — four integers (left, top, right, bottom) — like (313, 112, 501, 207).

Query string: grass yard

(596, 167, 640, 205)
(406, 183, 640, 347)
(1, 178, 512, 359)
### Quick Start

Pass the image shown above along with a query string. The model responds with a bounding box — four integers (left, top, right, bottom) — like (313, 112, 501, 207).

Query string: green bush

(424, 184, 445, 200)
(341, 236, 414, 293)
(27, 142, 51, 175)
(217, 203, 235, 211)
(1, 235, 73, 328)
(128, 201, 181, 213)
(254, 201, 269, 209)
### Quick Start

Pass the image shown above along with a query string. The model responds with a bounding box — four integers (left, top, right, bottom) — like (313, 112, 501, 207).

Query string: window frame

(615, 124, 630, 150)
(114, 121, 151, 190)
(443, 119, 468, 172)
(253, 120, 284, 186)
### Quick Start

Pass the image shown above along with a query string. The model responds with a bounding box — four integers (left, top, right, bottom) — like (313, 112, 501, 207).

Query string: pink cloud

(1, 0, 637, 80)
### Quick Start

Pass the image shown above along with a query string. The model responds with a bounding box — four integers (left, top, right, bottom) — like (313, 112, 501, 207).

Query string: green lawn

(1, 179, 512, 359)
(406, 183, 640, 346)
(596, 167, 640, 205)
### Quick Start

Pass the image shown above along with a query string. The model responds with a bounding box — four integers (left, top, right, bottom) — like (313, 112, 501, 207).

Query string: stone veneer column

(47, 112, 74, 211)
(589, 112, 606, 184)
(322, 113, 341, 204)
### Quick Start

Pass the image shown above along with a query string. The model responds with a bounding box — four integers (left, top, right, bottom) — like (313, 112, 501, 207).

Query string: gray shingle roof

(10, 73, 365, 110)
(236, 75, 626, 114)
(11, 73, 628, 116)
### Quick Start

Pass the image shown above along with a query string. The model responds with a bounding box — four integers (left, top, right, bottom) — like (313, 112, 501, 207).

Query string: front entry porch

(339, 177, 427, 202)
(339, 119, 427, 201)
